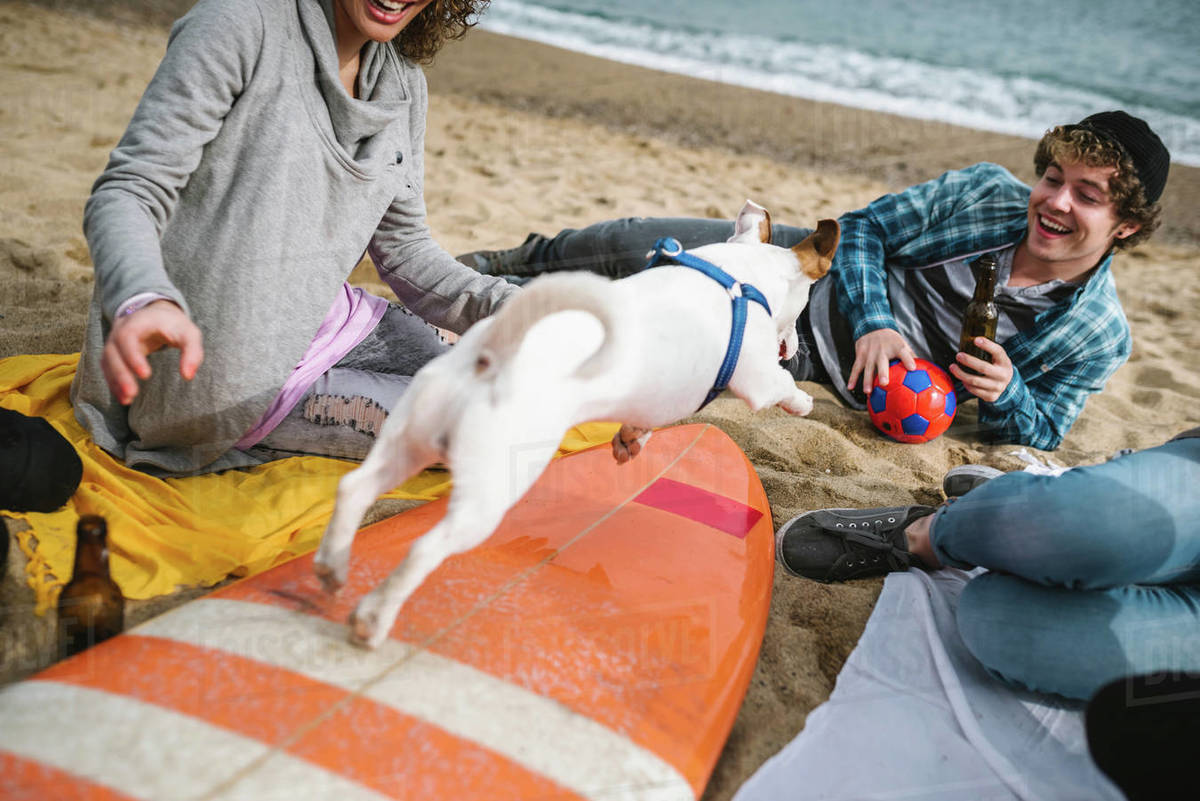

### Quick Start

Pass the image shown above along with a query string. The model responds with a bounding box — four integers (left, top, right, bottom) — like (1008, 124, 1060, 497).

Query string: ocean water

(478, 0, 1200, 166)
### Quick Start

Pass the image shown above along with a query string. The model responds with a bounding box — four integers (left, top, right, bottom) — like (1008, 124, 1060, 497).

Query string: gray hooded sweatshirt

(71, 0, 515, 475)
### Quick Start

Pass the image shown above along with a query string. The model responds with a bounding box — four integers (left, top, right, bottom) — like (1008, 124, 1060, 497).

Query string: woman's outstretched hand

(102, 300, 204, 405)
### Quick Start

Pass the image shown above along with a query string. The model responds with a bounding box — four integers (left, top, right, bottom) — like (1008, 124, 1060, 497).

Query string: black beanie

(1071, 111, 1170, 203)
(0, 408, 83, 514)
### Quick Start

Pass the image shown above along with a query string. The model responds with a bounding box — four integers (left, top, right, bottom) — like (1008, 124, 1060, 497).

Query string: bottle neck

(74, 529, 110, 577)
(971, 260, 999, 301)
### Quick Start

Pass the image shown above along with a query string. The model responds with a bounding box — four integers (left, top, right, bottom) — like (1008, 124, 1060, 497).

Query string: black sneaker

(941, 464, 1004, 498)
(775, 506, 935, 583)
(454, 250, 491, 271)
(0, 408, 83, 514)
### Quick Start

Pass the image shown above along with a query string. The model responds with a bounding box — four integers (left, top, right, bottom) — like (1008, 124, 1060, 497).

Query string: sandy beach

(2, 1, 1199, 797)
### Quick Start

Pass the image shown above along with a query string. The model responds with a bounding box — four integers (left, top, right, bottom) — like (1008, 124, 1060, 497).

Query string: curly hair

(1033, 125, 1161, 250)
(392, 0, 490, 64)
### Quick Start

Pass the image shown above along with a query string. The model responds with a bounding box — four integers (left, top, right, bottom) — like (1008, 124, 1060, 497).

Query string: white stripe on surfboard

(135, 597, 695, 801)
(0, 680, 394, 801)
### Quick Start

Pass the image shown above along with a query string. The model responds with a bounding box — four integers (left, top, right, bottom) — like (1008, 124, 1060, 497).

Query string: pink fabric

(115, 291, 173, 318)
(235, 283, 389, 449)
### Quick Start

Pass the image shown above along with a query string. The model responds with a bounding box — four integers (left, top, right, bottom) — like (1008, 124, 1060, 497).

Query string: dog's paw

(611, 424, 650, 464)
(348, 607, 385, 650)
(348, 609, 378, 649)
(782, 391, 814, 417)
(611, 437, 638, 464)
(313, 559, 345, 594)
(348, 594, 395, 649)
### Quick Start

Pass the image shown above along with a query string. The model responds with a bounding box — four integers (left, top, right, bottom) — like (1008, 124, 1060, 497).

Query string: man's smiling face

(1024, 159, 1141, 277)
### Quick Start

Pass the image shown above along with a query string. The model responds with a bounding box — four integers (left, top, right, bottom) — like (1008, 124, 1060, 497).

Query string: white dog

(314, 202, 839, 648)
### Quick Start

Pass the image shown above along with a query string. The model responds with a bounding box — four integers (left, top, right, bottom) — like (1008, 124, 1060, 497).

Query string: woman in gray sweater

(71, 0, 516, 475)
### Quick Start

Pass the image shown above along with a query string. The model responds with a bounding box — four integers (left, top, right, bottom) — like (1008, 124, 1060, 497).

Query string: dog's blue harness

(644, 237, 772, 409)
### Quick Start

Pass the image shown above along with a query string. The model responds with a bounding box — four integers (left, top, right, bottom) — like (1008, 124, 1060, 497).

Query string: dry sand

(2, 2, 1199, 797)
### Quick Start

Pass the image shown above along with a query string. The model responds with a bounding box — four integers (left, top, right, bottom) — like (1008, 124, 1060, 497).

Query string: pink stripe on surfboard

(635, 478, 763, 539)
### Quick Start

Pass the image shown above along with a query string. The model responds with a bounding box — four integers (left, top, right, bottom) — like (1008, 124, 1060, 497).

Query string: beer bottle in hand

(959, 253, 1000, 375)
(57, 515, 124, 658)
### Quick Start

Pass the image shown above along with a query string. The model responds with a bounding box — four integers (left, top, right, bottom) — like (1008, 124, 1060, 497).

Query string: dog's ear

(791, 219, 841, 279)
(728, 200, 772, 244)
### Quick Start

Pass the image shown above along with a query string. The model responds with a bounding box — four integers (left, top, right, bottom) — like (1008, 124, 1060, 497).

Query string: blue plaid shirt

(833, 162, 1131, 450)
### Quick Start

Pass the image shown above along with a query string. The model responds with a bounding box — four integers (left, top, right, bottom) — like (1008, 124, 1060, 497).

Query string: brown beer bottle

(57, 515, 124, 658)
(959, 253, 1000, 375)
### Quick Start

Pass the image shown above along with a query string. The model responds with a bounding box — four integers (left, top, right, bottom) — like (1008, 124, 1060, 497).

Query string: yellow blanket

(1, 354, 618, 614)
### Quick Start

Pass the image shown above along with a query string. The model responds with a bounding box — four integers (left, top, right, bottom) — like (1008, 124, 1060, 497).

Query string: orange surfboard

(0, 423, 773, 800)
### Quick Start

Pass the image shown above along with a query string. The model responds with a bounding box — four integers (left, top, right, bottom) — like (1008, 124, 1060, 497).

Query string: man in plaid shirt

(460, 111, 1170, 450)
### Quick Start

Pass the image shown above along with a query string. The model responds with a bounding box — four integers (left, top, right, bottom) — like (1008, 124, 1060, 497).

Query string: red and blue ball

(867, 359, 957, 444)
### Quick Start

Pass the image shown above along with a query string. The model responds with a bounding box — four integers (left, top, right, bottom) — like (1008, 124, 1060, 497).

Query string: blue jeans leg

(930, 437, 1200, 698)
(956, 574, 1200, 699)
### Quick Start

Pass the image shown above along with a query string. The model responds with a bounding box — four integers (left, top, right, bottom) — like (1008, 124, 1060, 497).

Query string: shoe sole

(942, 464, 1004, 498)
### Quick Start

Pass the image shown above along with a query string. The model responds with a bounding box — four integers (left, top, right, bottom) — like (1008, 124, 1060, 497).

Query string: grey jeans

(247, 303, 450, 462)
(488, 216, 828, 383)
(495, 215, 814, 279)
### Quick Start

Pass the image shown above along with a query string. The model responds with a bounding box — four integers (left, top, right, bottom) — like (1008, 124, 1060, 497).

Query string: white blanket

(733, 569, 1124, 801)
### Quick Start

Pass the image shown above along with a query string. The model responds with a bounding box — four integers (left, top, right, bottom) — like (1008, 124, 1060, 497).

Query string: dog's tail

(474, 272, 620, 383)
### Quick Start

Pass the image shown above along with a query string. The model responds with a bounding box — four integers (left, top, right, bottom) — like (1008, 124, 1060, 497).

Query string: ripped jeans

(247, 303, 450, 462)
